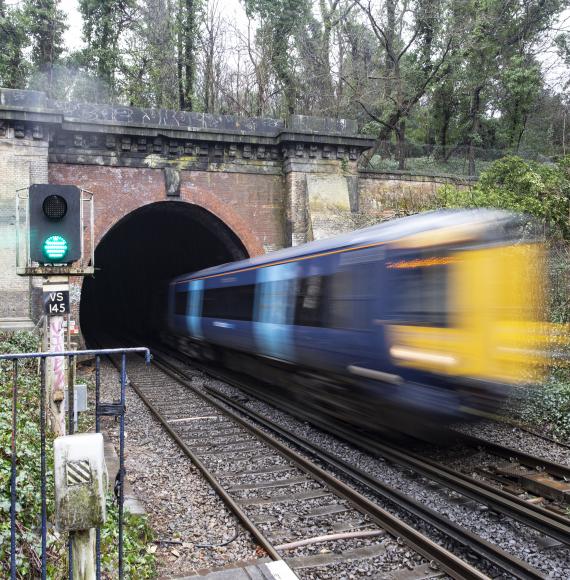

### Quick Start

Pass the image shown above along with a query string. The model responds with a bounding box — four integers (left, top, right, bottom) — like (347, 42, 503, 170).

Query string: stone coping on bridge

(0, 88, 364, 141)
(359, 168, 477, 184)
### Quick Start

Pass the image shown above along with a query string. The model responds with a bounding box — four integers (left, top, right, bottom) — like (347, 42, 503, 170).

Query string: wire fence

(361, 141, 557, 178)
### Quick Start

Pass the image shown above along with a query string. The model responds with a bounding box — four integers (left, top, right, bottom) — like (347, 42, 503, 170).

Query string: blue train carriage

(166, 209, 547, 436)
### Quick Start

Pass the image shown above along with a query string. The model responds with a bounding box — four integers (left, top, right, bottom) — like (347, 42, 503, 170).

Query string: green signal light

(43, 235, 68, 261)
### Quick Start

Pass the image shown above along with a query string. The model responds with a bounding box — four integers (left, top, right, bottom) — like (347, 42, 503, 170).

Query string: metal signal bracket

(15, 187, 95, 276)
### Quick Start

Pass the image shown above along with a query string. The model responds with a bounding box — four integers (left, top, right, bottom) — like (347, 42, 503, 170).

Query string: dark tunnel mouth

(80, 201, 249, 343)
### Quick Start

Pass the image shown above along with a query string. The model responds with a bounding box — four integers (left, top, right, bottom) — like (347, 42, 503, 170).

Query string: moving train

(163, 209, 547, 437)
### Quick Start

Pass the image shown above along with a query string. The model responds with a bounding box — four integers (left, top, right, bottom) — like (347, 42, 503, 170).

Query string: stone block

(0, 88, 47, 108)
(288, 114, 358, 135)
(164, 167, 181, 197)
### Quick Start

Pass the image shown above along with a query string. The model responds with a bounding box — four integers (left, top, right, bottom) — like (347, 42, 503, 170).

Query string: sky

(61, 0, 83, 49)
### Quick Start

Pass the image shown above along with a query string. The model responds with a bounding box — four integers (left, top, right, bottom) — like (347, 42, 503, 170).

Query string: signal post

(17, 183, 97, 577)
(43, 277, 71, 436)
(17, 183, 94, 434)
(28, 185, 84, 435)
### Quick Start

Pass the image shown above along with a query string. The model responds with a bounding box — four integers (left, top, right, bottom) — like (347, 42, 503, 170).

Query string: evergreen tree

(78, 0, 135, 100)
(24, 0, 67, 95)
(0, 0, 28, 88)
(177, 0, 201, 110)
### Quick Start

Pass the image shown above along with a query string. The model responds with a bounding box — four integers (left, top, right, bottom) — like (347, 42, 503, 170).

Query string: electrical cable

(154, 520, 241, 549)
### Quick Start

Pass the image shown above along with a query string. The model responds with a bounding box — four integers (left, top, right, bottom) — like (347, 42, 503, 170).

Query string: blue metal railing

(2, 346, 150, 580)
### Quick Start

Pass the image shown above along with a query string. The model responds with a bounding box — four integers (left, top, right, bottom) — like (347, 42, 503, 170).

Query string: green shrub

(436, 155, 570, 239)
(0, 332, 156, 578)
(0, 332, 57, 578)
(517, 376, 570, 440)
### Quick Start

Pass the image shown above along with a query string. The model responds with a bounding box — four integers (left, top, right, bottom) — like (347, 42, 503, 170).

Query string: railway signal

(29, 184, 81, 265)
(16, 184, 94, 437)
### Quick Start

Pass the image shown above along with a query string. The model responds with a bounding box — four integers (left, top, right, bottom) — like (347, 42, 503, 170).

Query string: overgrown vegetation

(367, 149, 496, 178)
(517, 377, 570, 441)
(435, 156, 570, 439)
(0, 1, 568, 175)
(0, 331, 156, 578)
(436, 155, 570, 240)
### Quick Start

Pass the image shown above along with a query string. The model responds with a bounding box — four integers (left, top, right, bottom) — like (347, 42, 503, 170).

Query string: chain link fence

(361, 141, 557, 177)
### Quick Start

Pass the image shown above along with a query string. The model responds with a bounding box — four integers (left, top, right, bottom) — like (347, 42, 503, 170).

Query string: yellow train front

(381, 212, 548, 433)
(165, 209, 552, 438)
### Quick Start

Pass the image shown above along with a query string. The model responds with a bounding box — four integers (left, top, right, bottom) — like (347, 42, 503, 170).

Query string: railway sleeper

(494, 464, 570, 504)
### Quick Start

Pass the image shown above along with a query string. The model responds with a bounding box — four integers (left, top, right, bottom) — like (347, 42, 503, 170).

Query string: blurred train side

(161, 210, 548, 438)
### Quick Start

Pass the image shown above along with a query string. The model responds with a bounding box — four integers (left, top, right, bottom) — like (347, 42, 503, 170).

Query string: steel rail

(142, 355, 490, 580)
(154, 349, 570, 547)
(457, 434, 570, 481)
(201, 384, 546, 580)
(364, 439, 570, 537)
(104, 354, 282, 562)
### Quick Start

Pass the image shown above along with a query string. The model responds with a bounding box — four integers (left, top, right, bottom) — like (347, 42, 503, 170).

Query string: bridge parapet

(0, 88, 375, 329)
(0, 88, 371, 169)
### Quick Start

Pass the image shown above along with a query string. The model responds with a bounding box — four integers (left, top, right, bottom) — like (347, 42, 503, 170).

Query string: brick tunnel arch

(80, 201, 252, 342)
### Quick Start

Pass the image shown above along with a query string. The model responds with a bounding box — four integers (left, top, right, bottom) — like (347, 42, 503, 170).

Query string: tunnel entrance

(81, 201, 248, 343)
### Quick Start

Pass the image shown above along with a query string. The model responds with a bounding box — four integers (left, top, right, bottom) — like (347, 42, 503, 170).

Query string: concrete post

(48, 315, 66, 435)
(71, 530, 96, 580)
(54, 433, 108, 580)
(44, 276, 70, 436)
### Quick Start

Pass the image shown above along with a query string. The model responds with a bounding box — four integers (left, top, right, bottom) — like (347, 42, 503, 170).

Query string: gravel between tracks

(453, 420, 570, 466)
(99, 358, 434, 579)
(96, 359, 259, 578)
(192, 370, 570, 579)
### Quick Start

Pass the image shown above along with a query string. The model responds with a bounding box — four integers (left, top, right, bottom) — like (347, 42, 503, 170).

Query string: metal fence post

(118, 353, 127, 580)
(40, 358, 47, 580)
(2, 347, 149, 580)
(10, 359, 18, 580)
(95, 355, 101, 580)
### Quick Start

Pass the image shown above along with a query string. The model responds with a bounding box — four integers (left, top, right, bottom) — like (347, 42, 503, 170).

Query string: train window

(295, 275, 326, 326)
(392, 258, 448, 326)
(294, 266, 371, 330)
(174, 291, 189, 315)
(327, 265, 371, 330)
(202, 284, 255, 321)
(255, 279, 297, 324)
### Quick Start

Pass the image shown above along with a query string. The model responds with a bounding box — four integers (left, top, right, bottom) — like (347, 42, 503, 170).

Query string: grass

(0, 331, 156, 578)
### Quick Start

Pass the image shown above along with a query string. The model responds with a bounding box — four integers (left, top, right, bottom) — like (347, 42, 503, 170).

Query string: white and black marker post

(54, 433, 108, 580)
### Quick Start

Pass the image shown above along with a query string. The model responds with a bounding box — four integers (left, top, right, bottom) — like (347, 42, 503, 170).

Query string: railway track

(448, 433, 570, 508)
(111, 352, 496, 579)
(119, 345, 570, 580)
(159, 350, 570, 531)
(140, 346, 570, 579)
